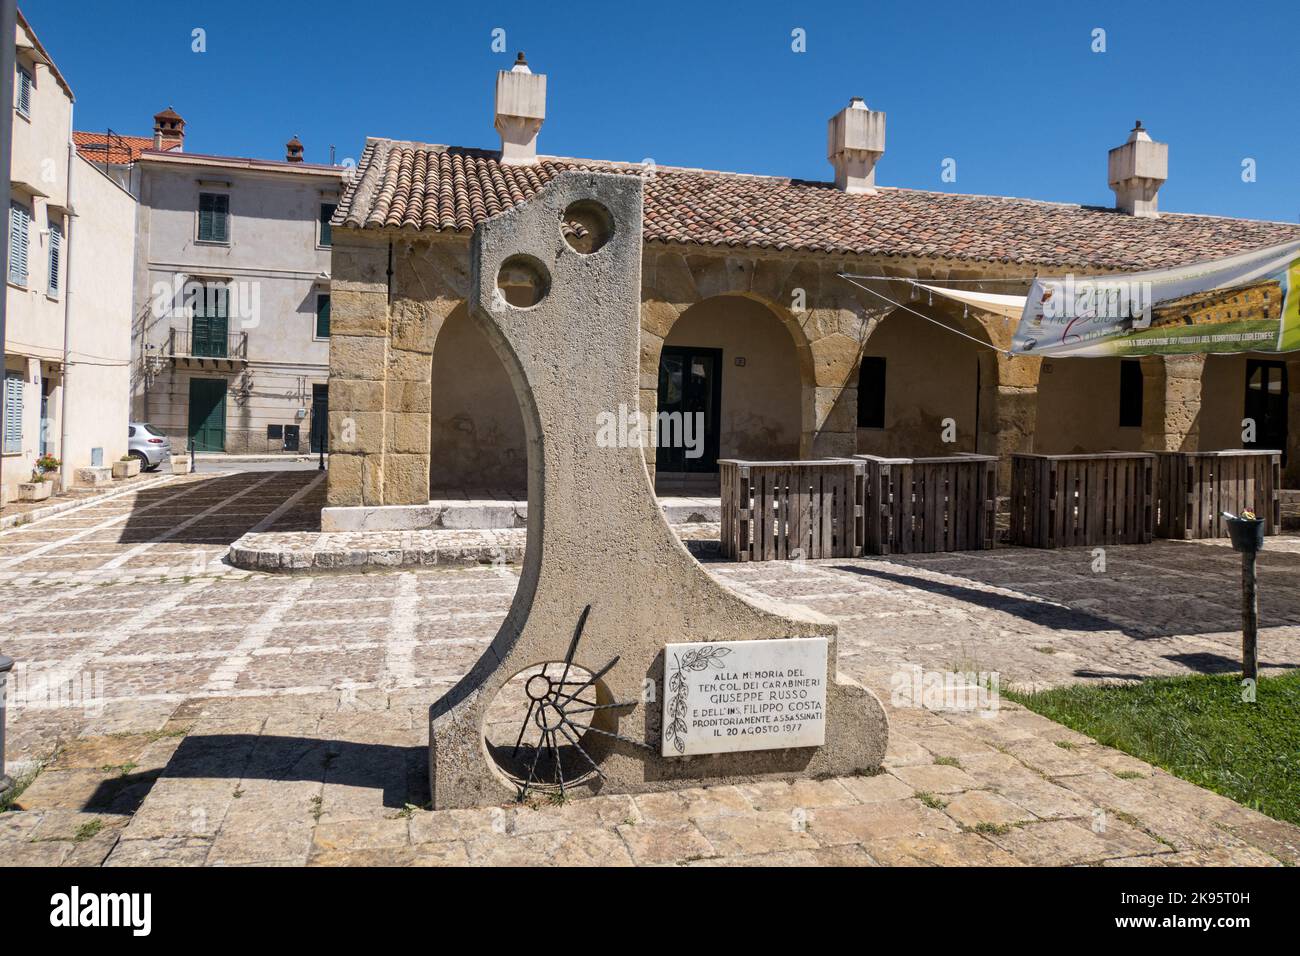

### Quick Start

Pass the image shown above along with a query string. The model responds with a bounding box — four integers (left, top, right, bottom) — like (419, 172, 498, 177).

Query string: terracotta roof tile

(335, 139, 1300, 271)
(74, 131, 176, 165)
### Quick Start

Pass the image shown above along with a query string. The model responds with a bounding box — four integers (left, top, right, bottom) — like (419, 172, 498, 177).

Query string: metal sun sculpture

(509, 605, 648, 801)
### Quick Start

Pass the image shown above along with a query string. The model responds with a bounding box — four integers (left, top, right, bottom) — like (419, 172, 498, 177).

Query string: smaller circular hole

(560, 200, 614, 254)
(496, 254, 550, 308)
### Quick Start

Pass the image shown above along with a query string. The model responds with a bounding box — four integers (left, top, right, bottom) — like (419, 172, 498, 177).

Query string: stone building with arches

(322, 58, 1300, 520)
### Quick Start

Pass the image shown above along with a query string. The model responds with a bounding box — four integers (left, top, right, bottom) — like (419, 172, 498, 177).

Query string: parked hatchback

(128, 422, 172, 470)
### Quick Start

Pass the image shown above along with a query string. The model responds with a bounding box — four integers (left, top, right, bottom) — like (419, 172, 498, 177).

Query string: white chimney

(495, 52, 546, 165)
(828, 97, 885, 194)
(1108, 121, 1168, 217)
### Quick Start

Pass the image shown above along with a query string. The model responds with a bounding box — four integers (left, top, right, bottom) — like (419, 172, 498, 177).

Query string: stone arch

(428, 302, 528, 496)
(855, 294, 1001, 457)
(641, 290, 818, 482)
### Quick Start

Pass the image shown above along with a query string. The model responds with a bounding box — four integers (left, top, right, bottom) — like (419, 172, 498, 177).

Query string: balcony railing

(165, 328, 249, 361)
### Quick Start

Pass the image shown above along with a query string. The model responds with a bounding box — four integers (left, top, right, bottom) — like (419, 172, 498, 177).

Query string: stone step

(227, 524, 720, 573)
(323, 496, 720, 531)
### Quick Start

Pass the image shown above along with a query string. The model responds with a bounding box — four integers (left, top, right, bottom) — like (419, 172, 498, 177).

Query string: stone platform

(229, 524, 721, 572)
(321, 495, 720, 532)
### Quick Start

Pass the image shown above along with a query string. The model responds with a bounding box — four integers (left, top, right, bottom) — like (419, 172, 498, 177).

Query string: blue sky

(27, 0, 1300, 222)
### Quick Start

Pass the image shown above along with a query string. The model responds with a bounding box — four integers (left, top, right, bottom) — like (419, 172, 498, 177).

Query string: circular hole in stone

(559, 199, 614, 254)
(496, 254, 550, 308)
(484, 661, 613, 793)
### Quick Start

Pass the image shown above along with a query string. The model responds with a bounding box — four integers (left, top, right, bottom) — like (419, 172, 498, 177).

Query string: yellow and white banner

(1010, 241, 1300, 357)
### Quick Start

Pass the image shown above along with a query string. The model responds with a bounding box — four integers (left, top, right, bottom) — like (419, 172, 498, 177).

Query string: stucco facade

(128, 148, 343, 455)
(3, 13, 135, 504)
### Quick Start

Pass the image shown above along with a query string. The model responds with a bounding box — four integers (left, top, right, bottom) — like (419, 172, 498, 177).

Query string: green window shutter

(316, 294, 331, 337)
(193, 284, 230, 357)
(3, 370, 23, 454)
(47, 221, 61, 294)
(8, 201, 28, 285)
(213, 194, 229, 242)
(198, 193, 229, 242)
(320, 203, 336, 247)
(15, 66, 31, 116)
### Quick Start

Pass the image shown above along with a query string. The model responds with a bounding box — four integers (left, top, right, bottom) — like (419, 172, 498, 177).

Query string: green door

(188, 378, 227, 451)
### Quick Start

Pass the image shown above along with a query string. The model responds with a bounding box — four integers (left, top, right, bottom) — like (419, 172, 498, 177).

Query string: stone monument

(429, 170, 887, 809)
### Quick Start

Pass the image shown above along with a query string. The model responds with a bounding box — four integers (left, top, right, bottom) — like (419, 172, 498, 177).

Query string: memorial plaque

(662, 637, 828, 756)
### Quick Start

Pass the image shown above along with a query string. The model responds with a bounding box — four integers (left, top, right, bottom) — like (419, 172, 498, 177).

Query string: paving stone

(838, 772, 916, 804)
(689, 845, 877, 867)
(310, 842, 470, 866)
(466, 827, 635, 866)
(985, 818, 1168, 866)
(103, 837, 213, 866)
(509, 794, 638, 835)
(807, 799, 960, 846)
(890, 764, 981, 794)
(736, 778, 857, 812)
(617, 821, 716, 865)
(0, 838, 73, 866)
(693, 810, 822, 856)
(312, 817, 411, 852)
(943, 790, 1036, 829)
(633, 785, 753, 824)
(409, 807, 512, 843)
(865, 832, 1024, 866)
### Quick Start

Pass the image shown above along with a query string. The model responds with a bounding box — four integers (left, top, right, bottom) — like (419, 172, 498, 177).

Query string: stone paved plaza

(2, 470, 1298, 866)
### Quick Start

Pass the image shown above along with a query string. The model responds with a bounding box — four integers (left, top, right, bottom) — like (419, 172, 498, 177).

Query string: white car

(127, 422, 172, 470)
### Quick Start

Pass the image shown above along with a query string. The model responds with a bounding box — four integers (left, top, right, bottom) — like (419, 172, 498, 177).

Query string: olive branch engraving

(665, 645, 733, 754)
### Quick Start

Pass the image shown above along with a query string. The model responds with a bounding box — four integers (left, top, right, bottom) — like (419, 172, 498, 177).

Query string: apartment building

(3, 9, 135, 503)
(78, 111, 345, 456)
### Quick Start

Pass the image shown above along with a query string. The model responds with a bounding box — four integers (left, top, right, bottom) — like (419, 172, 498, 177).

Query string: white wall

(61, 153, 136, 476)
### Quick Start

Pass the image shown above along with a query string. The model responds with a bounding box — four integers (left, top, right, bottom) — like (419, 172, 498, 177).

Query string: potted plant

(112, 454, 141, 479)
(17, 454, 61, 502)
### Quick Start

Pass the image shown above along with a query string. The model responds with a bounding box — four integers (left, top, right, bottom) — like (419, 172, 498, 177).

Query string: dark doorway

(310, 383, 328, 453)
(1244, 359, 1287, 463)
(656, 346, 721, 473)
(187, 377, 227, 452)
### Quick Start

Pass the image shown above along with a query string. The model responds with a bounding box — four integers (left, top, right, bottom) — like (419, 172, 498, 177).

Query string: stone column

(325, 235, 390, 507)
(805, 305, 864, 460)
(993, 353, 1040, 493)
(380, 240, 469, 505)
(1138, 355, 1167, 451)
(1159, 354, 1205, 452)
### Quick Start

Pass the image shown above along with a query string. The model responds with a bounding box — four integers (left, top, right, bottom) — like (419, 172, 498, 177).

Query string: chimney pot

(1108, 121, 1167, 217)
(152, 106, 185, 152)
(495, 54, 546, 164)
(828, 97, 885, 194)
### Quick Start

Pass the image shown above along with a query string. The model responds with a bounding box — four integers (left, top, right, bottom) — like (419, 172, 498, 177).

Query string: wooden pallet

(1154, 450, 1282, 539)
(719, 459, 863, 562)
(1009, 452, 1154, 549)
(859, 453, 998, 555)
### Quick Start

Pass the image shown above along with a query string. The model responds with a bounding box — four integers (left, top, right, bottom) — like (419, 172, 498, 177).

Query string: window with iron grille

(197, 192, 229, 243)
(15, 65, 31, 118)
(8, 200, 30, 286)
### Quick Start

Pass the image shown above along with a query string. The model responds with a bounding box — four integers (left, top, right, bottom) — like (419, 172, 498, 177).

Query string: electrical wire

(837, 274, 1016, 356)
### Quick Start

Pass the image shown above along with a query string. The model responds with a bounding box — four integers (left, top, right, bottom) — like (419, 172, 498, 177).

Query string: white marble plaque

(662, 637, 828, 756)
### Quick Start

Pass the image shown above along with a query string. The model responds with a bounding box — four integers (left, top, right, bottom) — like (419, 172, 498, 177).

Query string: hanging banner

(1011, 240, 1300, 357)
